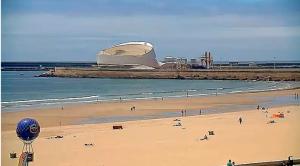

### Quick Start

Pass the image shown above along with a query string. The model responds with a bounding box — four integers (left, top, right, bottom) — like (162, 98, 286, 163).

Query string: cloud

(2, 0, 300, 61)
(3, 14, 300, 38)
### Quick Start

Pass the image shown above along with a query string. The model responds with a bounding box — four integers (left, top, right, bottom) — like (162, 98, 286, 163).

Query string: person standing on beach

(239, 117, 243, 125)
(199, 109, 202, 115)
(181, 110, 184, 117)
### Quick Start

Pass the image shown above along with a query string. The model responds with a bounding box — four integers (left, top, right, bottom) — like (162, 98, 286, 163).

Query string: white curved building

(97, 42, 159, 68)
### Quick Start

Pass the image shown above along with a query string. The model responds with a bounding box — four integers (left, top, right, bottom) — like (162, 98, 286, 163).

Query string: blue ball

(16, 118, 40, 142)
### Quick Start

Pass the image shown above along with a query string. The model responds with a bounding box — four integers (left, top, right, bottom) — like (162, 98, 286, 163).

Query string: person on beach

(200, 134, 208, 141)
(227, 160, 233, 166)
(199, 109, 202, 115)
(232, 161, 236, 166)
(184, 110, 187, 116)
(239, 117, 242, 125)
(257, 105, 260, 110)
(181, 110, 184, 117)
(130, 106, 135, 111)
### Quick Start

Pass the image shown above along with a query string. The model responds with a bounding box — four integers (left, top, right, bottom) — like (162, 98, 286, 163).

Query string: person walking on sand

(239, 117, 243, 125)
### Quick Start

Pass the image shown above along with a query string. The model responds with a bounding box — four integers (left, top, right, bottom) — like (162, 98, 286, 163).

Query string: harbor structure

(200, 51, 213, 69)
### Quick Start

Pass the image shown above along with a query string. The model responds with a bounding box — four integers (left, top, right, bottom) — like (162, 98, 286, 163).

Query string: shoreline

(2, 87, 300, 131)
(2, 86, 300, 113)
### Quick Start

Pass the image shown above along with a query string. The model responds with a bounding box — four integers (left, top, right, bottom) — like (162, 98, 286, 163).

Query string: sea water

(1, 71, 300, 112)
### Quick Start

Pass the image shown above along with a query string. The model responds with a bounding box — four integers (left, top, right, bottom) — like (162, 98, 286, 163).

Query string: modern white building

(96, 42, 159, 68)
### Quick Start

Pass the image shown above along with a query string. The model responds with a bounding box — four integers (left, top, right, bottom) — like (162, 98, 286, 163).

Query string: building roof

(102, 42, 153, 56)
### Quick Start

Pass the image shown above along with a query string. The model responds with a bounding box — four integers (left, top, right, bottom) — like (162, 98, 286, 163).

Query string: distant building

(164, 56, 177, 63)
(96, 42, 159, 68)
(190, 58, 198, 64)
(176, 58, 188, 64)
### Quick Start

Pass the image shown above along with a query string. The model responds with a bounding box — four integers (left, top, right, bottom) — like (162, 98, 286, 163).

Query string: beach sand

(2, 88, 300, 165)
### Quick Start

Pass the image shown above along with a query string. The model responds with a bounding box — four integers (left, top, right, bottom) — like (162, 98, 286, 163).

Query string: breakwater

(39, 67, 300, 81)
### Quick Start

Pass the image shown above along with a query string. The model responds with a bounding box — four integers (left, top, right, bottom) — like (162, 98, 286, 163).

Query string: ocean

(1, 71, 300, 112)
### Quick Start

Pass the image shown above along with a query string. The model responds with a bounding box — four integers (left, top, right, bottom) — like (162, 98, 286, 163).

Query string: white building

(176, 58, 188, 64)
(96, 42, 159, 68)
(164, 56, 177, 63)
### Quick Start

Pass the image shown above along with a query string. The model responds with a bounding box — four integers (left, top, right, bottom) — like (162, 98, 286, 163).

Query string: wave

(2, 95, 99, 104)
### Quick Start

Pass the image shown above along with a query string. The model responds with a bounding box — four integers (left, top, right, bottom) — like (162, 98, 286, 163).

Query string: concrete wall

(42, 68, 300, 81)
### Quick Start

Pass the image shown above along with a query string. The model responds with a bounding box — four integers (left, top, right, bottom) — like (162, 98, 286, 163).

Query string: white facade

(97, 42, 159, 68)
(164, 56, 177, 63)
(176, 58, 188, 64)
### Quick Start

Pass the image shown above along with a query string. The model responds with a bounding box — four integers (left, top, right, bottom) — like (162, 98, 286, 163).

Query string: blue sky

(2, 0, 300, 62)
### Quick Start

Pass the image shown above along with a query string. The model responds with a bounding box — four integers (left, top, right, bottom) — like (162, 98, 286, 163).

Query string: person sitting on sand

(227, 159, 233, 166)
(200, 134, 208, 141)
(174, 122, 182, 126)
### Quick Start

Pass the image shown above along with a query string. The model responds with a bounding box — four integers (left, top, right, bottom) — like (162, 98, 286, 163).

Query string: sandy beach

(2, 88, 300, 165)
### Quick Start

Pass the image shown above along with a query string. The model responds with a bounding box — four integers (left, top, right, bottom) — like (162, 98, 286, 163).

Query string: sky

(2, 0, 300, 62)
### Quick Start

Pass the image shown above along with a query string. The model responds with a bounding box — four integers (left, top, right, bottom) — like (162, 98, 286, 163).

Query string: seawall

(40, 67, 300, 81)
